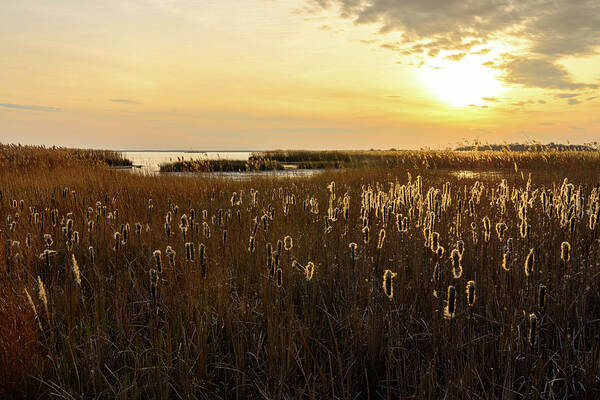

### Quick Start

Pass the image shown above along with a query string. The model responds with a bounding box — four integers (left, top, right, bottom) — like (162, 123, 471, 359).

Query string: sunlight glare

(421, 56, 502, 107)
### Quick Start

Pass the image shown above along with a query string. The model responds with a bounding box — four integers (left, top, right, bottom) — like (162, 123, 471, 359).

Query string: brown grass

(1, 146, 600, 398)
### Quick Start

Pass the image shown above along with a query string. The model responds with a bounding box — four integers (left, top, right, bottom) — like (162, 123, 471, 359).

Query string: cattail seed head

(153, 250, 162, 273)
(199, 243, 206, 266)
(166, 246, 176, 267)
(377, 229, 386, 249)
(560, 241, 571, 262)
(276, 268, 283, 287)
(362, 226, 370, 244)
(382, 269, 397, 300)
(456, 240, 465, 257)
(525, 248, 535, 277)
(538, 284, 546, 309)
(349, 242, 358, 261)
(248, 236, 256, 253)
(528, 313, 538, 345)
(502, 250, 512, 271)
(465, 280, 476, 307)
(430, 231, 439, 252)
(432, 262, 440, 281)
(444, 286, 456, 319)
(284, 235, 293, 250)
(305, 261, 315, 281)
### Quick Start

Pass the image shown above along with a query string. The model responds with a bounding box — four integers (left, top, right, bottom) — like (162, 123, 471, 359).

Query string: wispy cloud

(110, 99, 139, 105)
(0, 103, 59, 112)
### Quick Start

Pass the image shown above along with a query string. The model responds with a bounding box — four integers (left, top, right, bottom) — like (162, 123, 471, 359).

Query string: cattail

(248, 236, 256, 253)
(25, 288, 42, 331)
(276, 267, 283, 287)
(203, 222, 210, 238)
(525, 248, 535, 277)
(362, 226, 370, 244)
(482, 216, 491, 242)
(305, 261, 315, 281)
(377, 229, 386, 249)
(569, 216, 575, 233)
(166, 246, 176, 267)
(430, 231, 439, 252)
(507, 237, 513, 253)
(444, 285, 456, 319)
(149, 268, 159, 300)
(185, 242, 195, 261)
(37, 276, 49, 321)
(450, 248, 462, 279)
(520, 220, 528, 238)
(432, 262, 440, 281)
(456, 240, 465, 257)
(382, 269, 397, 300)
(153, 250, 162, 273)
(113, 232, 121, 252)
(284, 235, 293, 250)
(502, 250, 512, 271)
(26, 232, 31, 248)
(528, 313, 538, 345)
(465, 280, 476, 307)
(88, 246, 95, 264)
(277, 239, 283, 254)
(222, 229, 227, 245)
(44, 234, 53, 248)
(135, 222, 142, 236)
(349, 242, 358, 261)
(199, 243, 206, 268)
(495, 222, 507, 241)
(560, 241, 571, 262)
(538, 284, 546, 309)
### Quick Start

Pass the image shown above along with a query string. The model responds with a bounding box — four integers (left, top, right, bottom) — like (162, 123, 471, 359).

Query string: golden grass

(1, 146, 600, 398)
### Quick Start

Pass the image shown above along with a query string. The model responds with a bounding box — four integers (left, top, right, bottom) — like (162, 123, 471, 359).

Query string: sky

(1, 0, 599, 150)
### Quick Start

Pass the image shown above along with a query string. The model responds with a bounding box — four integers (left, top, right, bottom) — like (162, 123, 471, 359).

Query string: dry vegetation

(162, 149, 600, 172)
(0, 143, 131, 170)
(1, 145, 600, 399)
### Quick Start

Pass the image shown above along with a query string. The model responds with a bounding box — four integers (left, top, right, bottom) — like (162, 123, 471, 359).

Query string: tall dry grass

(1, 146, 600, 398)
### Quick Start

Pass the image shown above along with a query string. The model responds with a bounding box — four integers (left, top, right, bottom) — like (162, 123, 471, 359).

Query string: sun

(420, 56, 502, 107)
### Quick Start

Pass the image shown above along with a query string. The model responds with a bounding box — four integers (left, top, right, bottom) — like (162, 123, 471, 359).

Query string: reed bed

(1, 148, 600, 399)
(0, 143, 131, 170)
(159, 157, 283, 172)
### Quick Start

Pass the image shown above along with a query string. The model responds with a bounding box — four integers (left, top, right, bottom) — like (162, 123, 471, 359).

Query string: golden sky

(1, 0, 599, 149)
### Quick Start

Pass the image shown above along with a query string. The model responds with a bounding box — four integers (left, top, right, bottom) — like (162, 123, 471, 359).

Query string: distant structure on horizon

(455, 143, 598, 152)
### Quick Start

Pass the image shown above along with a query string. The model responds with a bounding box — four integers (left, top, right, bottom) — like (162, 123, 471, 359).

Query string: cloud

(481, 96, 499, 102)
(495, 57, 598, 90)
(556, 93, 580, 99)
(569, 126, 584, 130)
(110, 99, 139, 105)
(0, 103, 59, 112)
(308, 0, 600, 90)
(568, 98, 581, 105)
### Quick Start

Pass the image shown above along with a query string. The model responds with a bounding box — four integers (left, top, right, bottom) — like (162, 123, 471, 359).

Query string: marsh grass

(1, 147, 600, 398)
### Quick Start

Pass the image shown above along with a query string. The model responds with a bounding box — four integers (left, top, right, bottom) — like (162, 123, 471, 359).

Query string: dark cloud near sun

(495, 57, 598, 90)
(308, 0, 600, 90)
